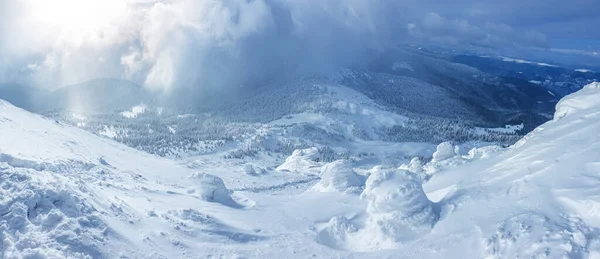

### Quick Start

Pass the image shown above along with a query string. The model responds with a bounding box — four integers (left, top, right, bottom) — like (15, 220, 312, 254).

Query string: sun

(26, 0, 128, 44)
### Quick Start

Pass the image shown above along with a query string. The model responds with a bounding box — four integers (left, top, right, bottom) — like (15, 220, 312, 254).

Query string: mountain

(33, 57, 554, 159)
(38, 78, 156, 112)
(452, 54, 600, 97)
(1, 49, 578, 162)
(0, 83, 43, 111)
(362, 47, 560, 127)
(1, 78, 600, 257)
(45, 76, 528, 160)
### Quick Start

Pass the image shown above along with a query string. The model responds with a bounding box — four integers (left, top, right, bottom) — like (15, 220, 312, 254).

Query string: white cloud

(133, 0, 275, 92)
(1, 0, 561, 92)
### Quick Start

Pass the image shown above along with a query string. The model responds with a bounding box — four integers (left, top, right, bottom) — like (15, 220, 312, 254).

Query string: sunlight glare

(28, 0, 128, 44)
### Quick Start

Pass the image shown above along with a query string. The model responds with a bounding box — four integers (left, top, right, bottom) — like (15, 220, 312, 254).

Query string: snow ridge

(554, 82, 600, 120)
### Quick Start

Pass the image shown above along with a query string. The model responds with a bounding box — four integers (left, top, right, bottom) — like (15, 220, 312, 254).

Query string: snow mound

(423, 144, 502, 178)
(399, 157, 426, 180)
(554, 82, 600, 120)
(361, 169, 438, 243)
(422, 142, 466, 177)
(431, 142, 457, 162)
(464, 145, 502, 160)
(0, 166, 111, 258)
(407, 157, 424, 174)
(315, 216, 358, 250)
(188, 173, 236, 206)
(308, 160, 363, 193)
(276, 147, 322, 175)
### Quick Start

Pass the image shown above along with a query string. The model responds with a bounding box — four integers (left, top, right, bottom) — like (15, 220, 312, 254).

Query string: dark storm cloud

(0, 0, 598, 90)
(398, 0, 600, 40)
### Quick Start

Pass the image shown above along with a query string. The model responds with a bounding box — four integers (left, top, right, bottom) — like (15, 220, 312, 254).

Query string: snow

(168, 125, 177, 134)
(529, 80, 541, 84)
(554, 82, 600, 120)
(325, 84, 409, 127)
(97, 125, 117, 139)
(500, 56, 558, 67)
(392, 61, 414, 71)
(177, 114, 194, 119)
(308, 160, 364, 193)
(121, 104, 146, 118)
(275, 147, 322, 175)
(71, 113, 87, 127)
(269, 113, 330, 126)
(71, 113, 86, 120)
(431, 142, 457, 162)
(188, 172, 237, 206)
(361, 169, 438, 244)
(473, 123, 524, 135)
(3, 82, 600, 257)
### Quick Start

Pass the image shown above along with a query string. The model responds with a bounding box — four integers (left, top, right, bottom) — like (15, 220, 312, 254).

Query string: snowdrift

(276, 147, 323, 175)
(361, 169, 438, 242)
(308, 160, 364, 193)
(188, 172, 236, 206)
(554, 82, 600, 120)
(431, 141, 457, 162)
(417, 82, 600, 257)
(0, 100, 261, 258)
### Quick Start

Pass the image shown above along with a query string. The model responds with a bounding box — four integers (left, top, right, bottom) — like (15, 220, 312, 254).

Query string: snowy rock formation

(315, 216, 358, 250)
(464, 145, 502, 160)
(276, 147, 322, 175)
(431, 142, 457, 162)
(188, 173, 235, 206)
(398, 157, 426, 180)
(422, 142, 465, 176)
(407, 157, 424, 175)
(308, 160, 363, 193)
(361, 169, 438, 242)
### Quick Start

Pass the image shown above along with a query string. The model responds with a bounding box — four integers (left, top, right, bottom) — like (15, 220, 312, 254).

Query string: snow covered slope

(0, 99, 200, 258)
(2, 82, 600, 258)
(408, 82, 600, 258)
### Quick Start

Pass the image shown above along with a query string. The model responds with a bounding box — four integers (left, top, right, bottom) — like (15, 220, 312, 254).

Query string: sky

(0, 0, 599, 91)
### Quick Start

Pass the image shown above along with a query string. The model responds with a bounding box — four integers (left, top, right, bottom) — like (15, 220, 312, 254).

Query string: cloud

(134, 0, 277, 92)
(2, 0, 596, 93)
(1, 0, 392, 92)
(395, 0, 600, 39)
(128, 0, 394, 94)
(408, 12, 548, 48)
(0, 0, 138, 87)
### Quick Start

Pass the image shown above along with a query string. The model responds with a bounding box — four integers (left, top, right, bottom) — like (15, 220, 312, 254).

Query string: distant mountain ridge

(0, 48, 589, 159)
(0, 83, 43, 111)
(40, 78, 156, 112)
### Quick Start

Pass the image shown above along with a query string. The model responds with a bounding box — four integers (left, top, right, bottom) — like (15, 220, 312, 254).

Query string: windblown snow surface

(1, 82, 600, 258)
